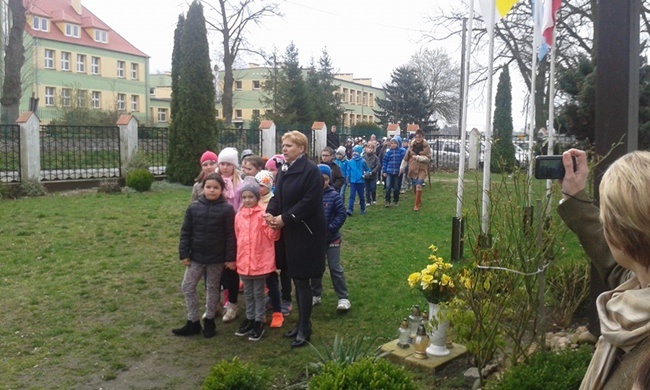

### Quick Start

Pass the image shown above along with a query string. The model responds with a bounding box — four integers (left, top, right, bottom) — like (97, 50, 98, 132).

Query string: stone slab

(380, 339, 467, 373)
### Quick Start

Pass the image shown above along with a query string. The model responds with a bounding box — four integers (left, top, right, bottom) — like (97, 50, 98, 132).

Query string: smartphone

(534, 155, 575, 180)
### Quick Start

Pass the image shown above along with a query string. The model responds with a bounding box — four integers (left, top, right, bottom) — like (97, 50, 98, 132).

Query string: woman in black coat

(265, 131, 327, 348)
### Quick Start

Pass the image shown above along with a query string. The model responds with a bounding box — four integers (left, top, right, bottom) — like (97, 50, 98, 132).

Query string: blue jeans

(339, 182, 347, 205)
(364, 177, 377, 203)
(347, 182, 365, 213)
(310, 241, 348, 299)
(385, 174, 400, 203)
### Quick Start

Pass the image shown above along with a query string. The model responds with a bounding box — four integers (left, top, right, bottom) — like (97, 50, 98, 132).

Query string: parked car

(427, 139, 469, 169)
(479, 141, 530, 169)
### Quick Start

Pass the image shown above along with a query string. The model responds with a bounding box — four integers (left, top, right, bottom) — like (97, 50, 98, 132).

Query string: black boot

(172, 320, 202, 336)
(203, 317, 216, 338)
(291, 328, 311, 348)
(283, 325, 299, 339)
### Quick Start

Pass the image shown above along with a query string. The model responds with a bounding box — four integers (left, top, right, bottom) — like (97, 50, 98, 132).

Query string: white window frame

(117, 61, 125, 78)
(45, 87, 55, 106)
(149, 87, 155, 96)
(252, 80, 261, 90)
(44, 49, 54, 69)
(235, 81, 242, 90)
(117, 93, 126, 111)
(91, 57, 100, 75)
(77, 90, 87, 107)
(65, 23, 80, 38)
(158, 108, 168, 123)
(61, 52, 71, 71)
(76, 54, 86, 73)
(33, 16, 49, 32)
(92, 91, 101, 109)
(130, 95, 139, 112)
(61, 88, 71, 107)
(235, 109, 242, 119)
(130, 63, 139, 80)
(94, 29, 107, 43)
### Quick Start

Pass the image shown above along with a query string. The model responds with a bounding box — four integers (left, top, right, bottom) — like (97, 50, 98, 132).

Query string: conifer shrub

(309, 358, 416, 390)
(201, 357, 271, 390)
(125, 168, 154, 192)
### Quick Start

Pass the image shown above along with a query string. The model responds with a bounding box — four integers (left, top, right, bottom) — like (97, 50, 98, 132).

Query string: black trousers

(293, 278, 312, 332)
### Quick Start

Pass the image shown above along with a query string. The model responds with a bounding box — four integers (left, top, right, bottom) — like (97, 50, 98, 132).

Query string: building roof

(406, 124, 420, 132)
(387, 123, 400, 131)
(24, 0, 148, 58)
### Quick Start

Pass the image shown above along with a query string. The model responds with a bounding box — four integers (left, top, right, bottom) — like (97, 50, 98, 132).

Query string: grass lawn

(0, 171, 586, 389)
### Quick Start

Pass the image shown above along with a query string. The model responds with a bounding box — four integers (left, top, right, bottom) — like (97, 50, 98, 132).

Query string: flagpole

(545, 21, 557, 214)
(456, 2, 473, 221)
(527, 0, 542, 208)
(480, 1, 496, 237)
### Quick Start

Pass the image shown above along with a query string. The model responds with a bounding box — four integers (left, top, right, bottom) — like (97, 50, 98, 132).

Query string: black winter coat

(179, 195, 236, 264)
(267, 155, 326, 279)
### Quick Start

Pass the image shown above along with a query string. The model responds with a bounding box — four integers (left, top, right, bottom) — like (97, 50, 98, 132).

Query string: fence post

(468, 128, 481, 170)
(260, 120, 276, 158)
(17, 111, 41, 181)
(117, 115, 138, 177)
(312, 121, 327, 157)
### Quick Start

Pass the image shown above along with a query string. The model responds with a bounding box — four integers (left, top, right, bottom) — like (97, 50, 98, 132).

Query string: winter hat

(218, 147, 239, 167)
(255, 170, 274, 190)
(392, 136, 402, 145)
(200, 150, 218, 164)
(353, 145, 363, 155)
(265, 154, 285, 171)
(336, 146, 346, 156)
(318, 164, 332, 181)
(241, 149, 254, 161)
(240, 177, 260, 200)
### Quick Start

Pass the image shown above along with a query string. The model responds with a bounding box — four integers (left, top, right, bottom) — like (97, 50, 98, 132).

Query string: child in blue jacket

(310, 164, 350, 311)
(382, 136, 407, 207)
(346, 145, 370, 216)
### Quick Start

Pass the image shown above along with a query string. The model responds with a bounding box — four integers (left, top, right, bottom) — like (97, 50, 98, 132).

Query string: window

(158, 108, 168, 123)
(33, 16, 49, 32)
(131, 95, 139, 111)
(61, 52, 71, 71)
(149, 87, 155, 96)
(215, 110, 220, 118)
(349, 91, 354, 105)
(76, 54, 86, 73)
(235, 81, 242, 90)
(77, 90, 87, 107)
(44, 49, 54, 69)
(91, 57, 100, 75)
(117, 94, 126, 111)
(235, 109, 242, 119)
(117, 61, 125, 78)
(265, 109, 273, 116)
(252, 109, 260, 117)
(252, 80, 261, 90)
(65, 23, 80, 38)
(92, 91, 101, 109)
(45, 87, 55, 106)
(61, 88, 71, 107)
(94, 29, 108, 43)
(130, 63, 139, 80)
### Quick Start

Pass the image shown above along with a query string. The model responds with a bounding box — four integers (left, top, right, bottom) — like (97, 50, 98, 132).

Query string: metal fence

(138, 126, 168, 175)
(218, 128, 262, 156)
(39, 125, 121, 181)
(273, 127, 315, 158)
(0, 124, 20, 183)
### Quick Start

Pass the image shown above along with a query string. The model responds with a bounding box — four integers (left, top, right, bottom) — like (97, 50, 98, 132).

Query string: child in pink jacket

(234, 177, 280, 341)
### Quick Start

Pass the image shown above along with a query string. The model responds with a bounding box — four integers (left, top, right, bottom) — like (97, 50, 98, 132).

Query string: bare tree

(1, 0, 26, 123)
(410, 47, 461, 125)
(202, 0, 282, 124)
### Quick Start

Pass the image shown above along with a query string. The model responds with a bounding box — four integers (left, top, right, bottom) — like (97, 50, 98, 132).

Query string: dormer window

(94, 29, 108, 43)
(65, 23, 80, 38)
(33, 16, 49, 32)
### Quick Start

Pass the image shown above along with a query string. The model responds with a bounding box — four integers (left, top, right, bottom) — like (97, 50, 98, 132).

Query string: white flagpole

(456, 1, 474, 220)
(527, 0, 542, 207)
(480, 1, 496, 235)
(545, 20, 557, 213)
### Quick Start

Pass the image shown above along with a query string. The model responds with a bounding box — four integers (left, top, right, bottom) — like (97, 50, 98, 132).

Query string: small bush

(125, 151, 151, 176)
(126, 169, 154, 192)
(16, 179, 47, 198)
(97, 179, 122, 194)
(547, 260, 590, 327)
(487, 344, 593, 390)
(309, 334, 388, 373)
(202, 357, 271, 390)
(309, 358, 416, 390)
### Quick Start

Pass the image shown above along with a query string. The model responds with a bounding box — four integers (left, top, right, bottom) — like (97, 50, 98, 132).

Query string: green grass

(0, 173, 586, 389)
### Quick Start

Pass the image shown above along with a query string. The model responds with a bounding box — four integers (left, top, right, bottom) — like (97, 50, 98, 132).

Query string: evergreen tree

(314, 49, 343, 127)
(167, 1, 217, 185)
(260, 50, 281, 122)
(374, 66, 430, 132)
(491, 66, 516, 173)
(264, 43, 310, 127)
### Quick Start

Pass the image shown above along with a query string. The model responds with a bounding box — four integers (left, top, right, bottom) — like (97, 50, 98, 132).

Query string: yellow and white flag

(464, 0, 520, 32)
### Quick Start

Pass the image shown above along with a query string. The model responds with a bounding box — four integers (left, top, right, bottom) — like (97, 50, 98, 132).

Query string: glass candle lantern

(412, 323, 430, 359)
(397, 318, 410, 348)
(407, 305, 421, 342)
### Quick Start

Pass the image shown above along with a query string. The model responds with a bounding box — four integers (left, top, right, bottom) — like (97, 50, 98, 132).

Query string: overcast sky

(83, 0, 527, 131)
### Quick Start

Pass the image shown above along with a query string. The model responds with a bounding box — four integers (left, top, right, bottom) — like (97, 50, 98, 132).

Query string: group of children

(173, 148, 351, 342)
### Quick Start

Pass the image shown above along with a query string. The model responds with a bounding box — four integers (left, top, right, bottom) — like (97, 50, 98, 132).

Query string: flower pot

(426, 301, 451, 357)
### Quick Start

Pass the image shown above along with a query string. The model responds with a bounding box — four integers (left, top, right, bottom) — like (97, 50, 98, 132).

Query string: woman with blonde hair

(265, 131, 327, 348)
(558, 149, 650, 390)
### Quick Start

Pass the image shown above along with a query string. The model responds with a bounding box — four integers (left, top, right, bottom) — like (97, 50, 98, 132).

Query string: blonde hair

(599, 150, 650, 267)
(281, 131, 308, 151)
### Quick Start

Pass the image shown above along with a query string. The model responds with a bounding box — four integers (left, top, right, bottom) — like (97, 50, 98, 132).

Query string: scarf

(580, 277, 650, 390)
(222, 176, 235, 200)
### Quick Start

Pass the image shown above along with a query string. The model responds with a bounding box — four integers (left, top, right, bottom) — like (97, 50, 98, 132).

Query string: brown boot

(414, 189, 422, 211)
